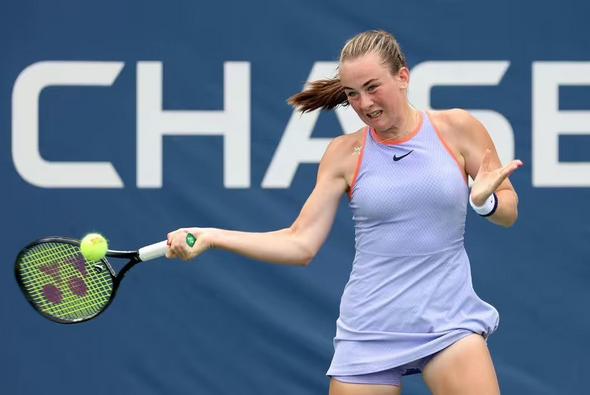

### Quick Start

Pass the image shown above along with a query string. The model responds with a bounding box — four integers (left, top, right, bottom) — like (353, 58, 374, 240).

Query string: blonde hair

(288, 30, 407, 112)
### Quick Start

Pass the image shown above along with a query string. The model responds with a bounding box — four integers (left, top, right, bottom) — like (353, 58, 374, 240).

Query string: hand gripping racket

(15, 234, 197, 324)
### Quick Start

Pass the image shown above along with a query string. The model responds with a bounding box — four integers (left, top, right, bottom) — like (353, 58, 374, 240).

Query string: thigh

(329, 378, 402, 395)
(422, 334, 500, 395)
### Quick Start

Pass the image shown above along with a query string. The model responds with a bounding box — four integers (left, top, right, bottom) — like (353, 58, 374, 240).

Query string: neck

(375, 104, 419, 141)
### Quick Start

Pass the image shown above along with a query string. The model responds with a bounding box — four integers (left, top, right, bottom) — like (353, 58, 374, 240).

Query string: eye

(367, 84, 378, 93)
(346, 91, 358, 98)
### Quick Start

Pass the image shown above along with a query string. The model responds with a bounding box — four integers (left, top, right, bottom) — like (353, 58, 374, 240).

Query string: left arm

(446, 109, 523, 227)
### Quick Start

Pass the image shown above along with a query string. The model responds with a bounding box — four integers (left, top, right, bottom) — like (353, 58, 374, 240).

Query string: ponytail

(287, 78, 348, 113)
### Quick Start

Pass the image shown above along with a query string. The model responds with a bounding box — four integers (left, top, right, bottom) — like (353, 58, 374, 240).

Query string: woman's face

(339, 52, 409, 133)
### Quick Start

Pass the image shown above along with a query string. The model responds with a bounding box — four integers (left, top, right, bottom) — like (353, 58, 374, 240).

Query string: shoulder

(326, 128, 366, 153)
(428, 108, 480, 133)
(318, 127, 367, 181)
(427, 109, 490, 152)
(321, 128, 366, 164)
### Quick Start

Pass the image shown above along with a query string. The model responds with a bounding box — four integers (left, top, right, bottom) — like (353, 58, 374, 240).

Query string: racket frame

(15, 236, 144, 324)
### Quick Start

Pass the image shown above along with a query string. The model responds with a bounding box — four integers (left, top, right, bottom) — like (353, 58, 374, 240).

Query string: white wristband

(469, 192, 498, 217)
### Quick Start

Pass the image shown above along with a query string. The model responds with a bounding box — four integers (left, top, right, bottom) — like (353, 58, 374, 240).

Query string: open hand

(470, 149, 523, 205)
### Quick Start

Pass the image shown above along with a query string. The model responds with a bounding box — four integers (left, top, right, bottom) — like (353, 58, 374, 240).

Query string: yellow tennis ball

(80, 233, 108, 261)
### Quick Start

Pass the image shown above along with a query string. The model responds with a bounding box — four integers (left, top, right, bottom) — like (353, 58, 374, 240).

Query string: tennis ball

(80, 233, 108, 261)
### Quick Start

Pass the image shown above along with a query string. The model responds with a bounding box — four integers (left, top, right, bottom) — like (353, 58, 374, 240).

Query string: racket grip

(138, 240, 168, 261)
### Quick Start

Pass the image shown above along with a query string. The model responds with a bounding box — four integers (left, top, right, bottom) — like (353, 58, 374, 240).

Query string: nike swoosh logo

(393, 150, 414, 162)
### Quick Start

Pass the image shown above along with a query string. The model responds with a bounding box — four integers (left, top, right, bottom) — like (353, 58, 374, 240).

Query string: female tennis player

(167, 30, 522, 395)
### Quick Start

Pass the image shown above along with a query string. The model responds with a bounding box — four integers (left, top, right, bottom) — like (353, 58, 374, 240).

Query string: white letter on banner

(262, 62, 364, 188)
(137, 62, 250, 188)
(533, 62, 590, 187)
(12, 61, 124, 188)
(409, 61, 514, 166)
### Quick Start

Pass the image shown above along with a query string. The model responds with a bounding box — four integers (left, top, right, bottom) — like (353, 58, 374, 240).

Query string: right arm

(166, 136, 350, 266)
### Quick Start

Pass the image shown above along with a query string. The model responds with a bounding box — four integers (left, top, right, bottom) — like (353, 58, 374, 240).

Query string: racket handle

(138, 240, 168, 261)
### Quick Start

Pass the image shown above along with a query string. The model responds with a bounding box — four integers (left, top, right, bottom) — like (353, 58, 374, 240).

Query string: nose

(358, 92, 373, 111)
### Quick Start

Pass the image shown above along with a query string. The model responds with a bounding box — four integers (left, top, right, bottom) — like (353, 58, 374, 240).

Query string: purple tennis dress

(326, 112, 499, 377)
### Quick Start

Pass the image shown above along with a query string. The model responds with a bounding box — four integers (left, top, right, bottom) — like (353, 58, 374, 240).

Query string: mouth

(366, 110, 383, 119)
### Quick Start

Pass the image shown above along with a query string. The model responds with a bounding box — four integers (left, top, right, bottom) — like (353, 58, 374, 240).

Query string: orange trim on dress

(370, 111, 424, 146)
(348, 128, 368, 200)
(427, 111, 468, 185)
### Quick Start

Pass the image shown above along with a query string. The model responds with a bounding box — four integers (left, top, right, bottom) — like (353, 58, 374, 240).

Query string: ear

(397, 67, 410, 89)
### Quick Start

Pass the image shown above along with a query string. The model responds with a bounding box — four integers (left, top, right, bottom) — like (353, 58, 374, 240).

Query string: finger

(181, 249, 191, 261)
(499, 159, 524, 179)
(168, 229, 183, 245)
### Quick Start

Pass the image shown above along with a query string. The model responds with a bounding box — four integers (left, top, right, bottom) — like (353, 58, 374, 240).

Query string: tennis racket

(15, 233, 196, 324)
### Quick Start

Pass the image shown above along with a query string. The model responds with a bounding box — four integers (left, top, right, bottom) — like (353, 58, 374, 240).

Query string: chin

(369, 119, 390, 133)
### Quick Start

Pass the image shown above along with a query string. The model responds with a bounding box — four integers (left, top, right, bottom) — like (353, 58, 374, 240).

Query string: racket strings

(17, 242, 114, 321)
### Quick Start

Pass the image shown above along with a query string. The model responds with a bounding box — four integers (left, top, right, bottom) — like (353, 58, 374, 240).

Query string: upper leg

(422, 334, 500, 395)
(329, 378, 402, 395)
